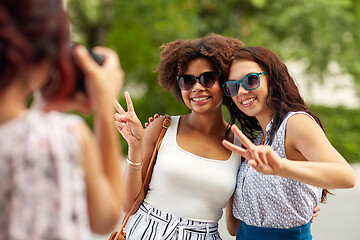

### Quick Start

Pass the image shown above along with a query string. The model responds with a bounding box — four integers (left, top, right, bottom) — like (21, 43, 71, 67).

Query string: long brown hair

(226, 47, 328, 201)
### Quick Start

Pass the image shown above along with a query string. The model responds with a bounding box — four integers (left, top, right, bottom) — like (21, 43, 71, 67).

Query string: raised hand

(113, 91, 144, 146)
(222, 124, 284, 175)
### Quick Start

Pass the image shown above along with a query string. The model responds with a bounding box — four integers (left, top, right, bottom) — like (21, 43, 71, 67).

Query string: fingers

(258, 146, 268, 166)
(231, 125, 266, 165)
(92, 46, 123, 74)
(73, 45, 99, 74)
(114, 112, 139, 125)
(248, 159, 260, 169)
(114, 120, 126, 132)
(311, 207, 319, 223)
(148, 114, 160, 124)
(113, 98, 125, 114)
(231, 125, 254, 149)
(144, 117, 153, 129)
(75, 45, 124, 97)
(113, 92, 135, 114)
(222, 139, 248, 158)
(312, 205, 320, 223)
(314, 205, 320, 212)
(124, 91, 134, 112)
(113, 92, 141, 131)
(144, 113, 161, 128)
(114, 113, 122, 121)
(252, 145, 273, 167)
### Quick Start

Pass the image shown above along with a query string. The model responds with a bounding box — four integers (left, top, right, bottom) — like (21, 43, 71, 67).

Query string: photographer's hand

(74, 45, 124, 112)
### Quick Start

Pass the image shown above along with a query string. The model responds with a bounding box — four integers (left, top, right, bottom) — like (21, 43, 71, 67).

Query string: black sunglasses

(222, 72, 267, 97)
(176, 71, 219, 91)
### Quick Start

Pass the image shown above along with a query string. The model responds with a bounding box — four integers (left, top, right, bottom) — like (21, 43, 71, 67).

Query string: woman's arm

(225, 194, 241, 236)
(280, 114, 356, 188)
(114, 92, 166, 214)
(75, 46, 124, 234)
(80, 123, 122, 234)
(222, 117, 356, 189)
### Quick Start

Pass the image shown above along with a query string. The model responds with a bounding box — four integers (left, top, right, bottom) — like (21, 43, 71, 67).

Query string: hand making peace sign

(113, 91, 144, 146)
(222, 124, 285, 176)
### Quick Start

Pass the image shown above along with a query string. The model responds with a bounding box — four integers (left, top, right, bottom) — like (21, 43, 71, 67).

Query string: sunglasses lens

(177, 75, 195, 91)
(243, 74, 260, 90)
(223, 81, 238, 97)
(200, 72, 217, 88)
(177, 71, 218, 91)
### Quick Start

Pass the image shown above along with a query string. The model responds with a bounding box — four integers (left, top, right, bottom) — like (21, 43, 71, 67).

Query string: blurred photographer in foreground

(0, 0, 124, 239)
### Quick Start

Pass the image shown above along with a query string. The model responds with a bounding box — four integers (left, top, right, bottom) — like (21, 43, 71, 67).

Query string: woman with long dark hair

(222, 47, 355, 239)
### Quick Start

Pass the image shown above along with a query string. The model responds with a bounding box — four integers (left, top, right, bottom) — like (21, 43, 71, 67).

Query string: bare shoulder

(72, 120, 93, 143)
(144, 115, 171, 146)
(286, 113, 326, 149)
(287, 113, 322, 135)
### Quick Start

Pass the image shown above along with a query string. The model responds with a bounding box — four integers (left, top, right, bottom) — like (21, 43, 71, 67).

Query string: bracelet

(126, 157, 143, 170)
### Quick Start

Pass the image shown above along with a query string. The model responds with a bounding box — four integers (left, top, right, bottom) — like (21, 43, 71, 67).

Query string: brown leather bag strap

(111, 115, 171, 240)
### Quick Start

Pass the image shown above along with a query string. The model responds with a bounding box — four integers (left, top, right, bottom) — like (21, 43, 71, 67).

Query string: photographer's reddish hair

(0, 0, 75, 100)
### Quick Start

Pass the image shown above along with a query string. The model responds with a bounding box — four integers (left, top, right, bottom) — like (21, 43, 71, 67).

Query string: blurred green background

(65, 0, 360, 163)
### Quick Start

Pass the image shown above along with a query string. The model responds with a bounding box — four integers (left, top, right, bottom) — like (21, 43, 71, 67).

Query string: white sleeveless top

(144, 116, 241, 222)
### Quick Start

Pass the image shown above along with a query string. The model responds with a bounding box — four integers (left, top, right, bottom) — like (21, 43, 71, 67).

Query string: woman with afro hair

(114, 33, 244, 239)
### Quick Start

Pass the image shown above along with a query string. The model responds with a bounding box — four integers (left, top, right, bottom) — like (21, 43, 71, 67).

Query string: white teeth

(192, 97, 209, 102)
(242, 97, 256, 105)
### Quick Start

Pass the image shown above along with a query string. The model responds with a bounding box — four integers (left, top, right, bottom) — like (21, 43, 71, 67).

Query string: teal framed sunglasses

(222, 72, 267, 97)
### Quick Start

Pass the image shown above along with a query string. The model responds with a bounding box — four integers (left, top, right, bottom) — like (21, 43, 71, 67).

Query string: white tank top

(144, 116, 241, 222)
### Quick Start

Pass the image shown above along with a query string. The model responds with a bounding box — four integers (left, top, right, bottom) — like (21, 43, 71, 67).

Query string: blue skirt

(236, 221, 312, 240)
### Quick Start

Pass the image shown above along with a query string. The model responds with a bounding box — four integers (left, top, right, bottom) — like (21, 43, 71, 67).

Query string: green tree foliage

(311, 105, 360, 163)
(66, 0, 360, 160)
(67, 0, 116, 46)
(66, 0, 360, 102)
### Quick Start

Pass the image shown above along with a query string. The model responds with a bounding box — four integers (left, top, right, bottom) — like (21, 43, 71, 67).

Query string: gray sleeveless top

(233, 111, 322, 228)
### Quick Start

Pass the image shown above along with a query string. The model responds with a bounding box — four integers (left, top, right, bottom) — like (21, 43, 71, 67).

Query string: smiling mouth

(242, 97, 256, 105)
(191, 96, 211, 102)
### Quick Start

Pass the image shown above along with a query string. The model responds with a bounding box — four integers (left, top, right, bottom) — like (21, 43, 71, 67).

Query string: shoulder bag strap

(109, 115, 171, 240)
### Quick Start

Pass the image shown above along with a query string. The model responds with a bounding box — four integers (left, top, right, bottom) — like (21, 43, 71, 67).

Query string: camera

(72, 47, 104, 94)
(40, 47, 105, 101)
